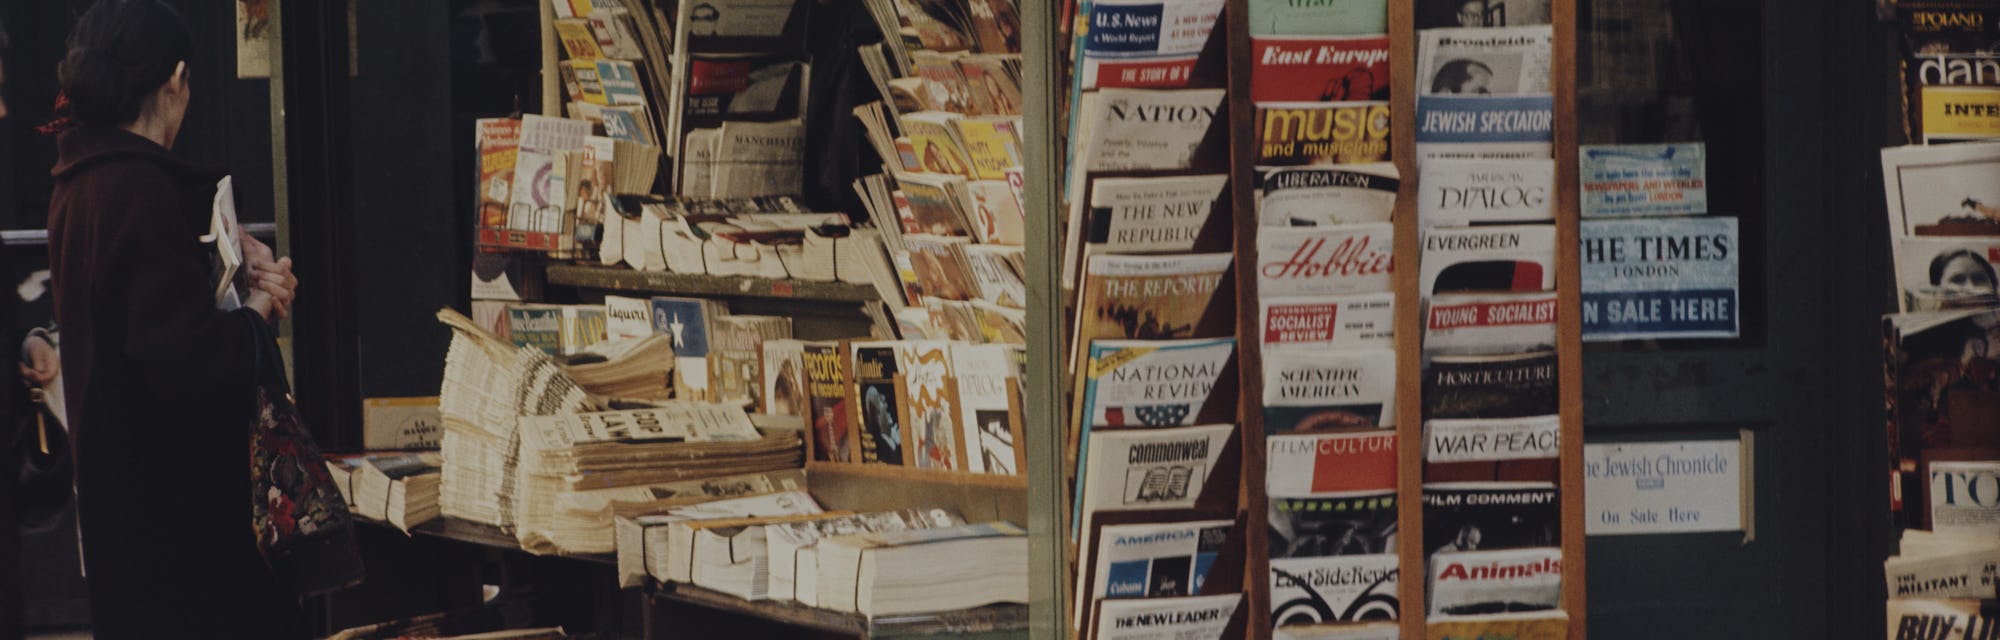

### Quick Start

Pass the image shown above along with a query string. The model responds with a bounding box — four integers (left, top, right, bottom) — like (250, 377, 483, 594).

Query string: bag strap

(241, 308, 293, 397)
(34, 407, 48, 456)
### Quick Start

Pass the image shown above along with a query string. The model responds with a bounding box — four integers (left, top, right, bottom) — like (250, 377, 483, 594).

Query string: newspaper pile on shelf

(512, 406, 805, 554)
(328, 452, 445, 534)
(438, 309, 594, 528)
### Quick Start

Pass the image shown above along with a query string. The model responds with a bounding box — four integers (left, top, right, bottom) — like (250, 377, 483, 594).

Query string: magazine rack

(504, 0, 1587, 638)
(1032, 0, 1592, 636)
(1210, 0, 1586, 638)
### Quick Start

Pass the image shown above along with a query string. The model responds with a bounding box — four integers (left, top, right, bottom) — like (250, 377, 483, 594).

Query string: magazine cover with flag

(1079, 0, 1226, 90)
(1080, 338, 1236, 427)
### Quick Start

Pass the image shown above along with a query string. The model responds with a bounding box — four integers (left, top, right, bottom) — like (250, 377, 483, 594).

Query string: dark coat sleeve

(98, 166, 260, 418)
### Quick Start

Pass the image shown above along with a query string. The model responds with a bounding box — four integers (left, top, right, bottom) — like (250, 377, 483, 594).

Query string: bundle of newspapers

(438, 309, 594, 528)
(512, 405, 805, 554)
(328, 452, 444, 534)
(1882, 530, 1999, 638)
(612, 490, 1026, 616)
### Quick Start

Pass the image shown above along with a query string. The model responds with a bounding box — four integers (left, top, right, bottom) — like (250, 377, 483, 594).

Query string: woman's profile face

(1941, 255, 1997, 297)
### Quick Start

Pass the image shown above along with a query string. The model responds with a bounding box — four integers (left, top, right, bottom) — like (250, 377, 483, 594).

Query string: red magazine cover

(1251, 35, 1392, 103)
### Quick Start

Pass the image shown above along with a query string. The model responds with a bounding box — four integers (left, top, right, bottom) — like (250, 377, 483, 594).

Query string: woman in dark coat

(44, 2, 302, 637)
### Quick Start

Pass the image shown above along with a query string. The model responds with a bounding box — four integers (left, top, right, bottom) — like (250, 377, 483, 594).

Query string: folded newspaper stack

(558, 334, 676, 399)
(542, 469, 808, 564)
(613, 490, 826, 588)
(602, 197, 879, 284)
(350, 453, 444, 533)
(764, 509, 963, 606)
(684, 511, 857, 601)
(511, 405, 804, 554)
(437, 309, 594, 528)
(1883, 530, 2000, 600)
(326, 455, 362, 511)
(817, 522, 1030, 618)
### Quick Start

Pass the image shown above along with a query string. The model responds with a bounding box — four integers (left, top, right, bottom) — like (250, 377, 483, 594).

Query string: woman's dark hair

(57, 0, 193, 127)
(1430, 59, 1493, 94)
(1930, 249, 1999, 288)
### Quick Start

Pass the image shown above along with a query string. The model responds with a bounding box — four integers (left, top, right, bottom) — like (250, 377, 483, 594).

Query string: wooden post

(1552, 0, 1589, 635)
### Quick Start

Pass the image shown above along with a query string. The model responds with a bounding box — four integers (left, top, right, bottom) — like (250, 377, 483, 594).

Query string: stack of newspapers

(1883, 530, 2000, 635)
(614, 490, 830, 589)
(542, 468, 810, 560)
(817, 522, 1029, 617)
(343, 453, 444, 533)
(613, 496, 1025, 617)
(559, 333, 677, 399)
(437, 309, 594, 528)
(512, 405, 805, 555)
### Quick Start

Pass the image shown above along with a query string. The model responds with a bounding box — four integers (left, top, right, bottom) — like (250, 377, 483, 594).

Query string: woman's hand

(18, 336, 57, 387)
(240, 230, 297, 320)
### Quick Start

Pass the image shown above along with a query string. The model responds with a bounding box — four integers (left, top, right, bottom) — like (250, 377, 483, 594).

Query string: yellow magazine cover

(1426, 612, 1569, 640)
(954, 117, 1023, 181)
(900, 112, 978, 178)
(553, 18, 604, 59)
(1256, 101, 1392, 165)
(567, 59, 609, 105)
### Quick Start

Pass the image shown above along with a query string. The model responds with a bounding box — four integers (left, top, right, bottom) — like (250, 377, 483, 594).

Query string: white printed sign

(1584, 438, 1747, 536)
(1580, 216, 1740, 341)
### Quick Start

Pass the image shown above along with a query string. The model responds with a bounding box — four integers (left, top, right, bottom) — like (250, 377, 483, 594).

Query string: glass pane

(1577, 0, 1763, 348)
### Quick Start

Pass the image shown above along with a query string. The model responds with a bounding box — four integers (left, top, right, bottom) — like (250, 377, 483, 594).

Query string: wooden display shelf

(806, 461, 1030, 491)
(357, 516, 616, 566)
(650, 583, 1028, 640)
(544, 264, 880, 304)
